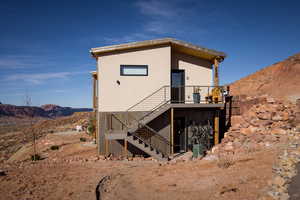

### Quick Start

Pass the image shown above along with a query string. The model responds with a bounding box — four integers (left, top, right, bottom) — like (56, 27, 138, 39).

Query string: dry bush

(217, 153, 235, 169)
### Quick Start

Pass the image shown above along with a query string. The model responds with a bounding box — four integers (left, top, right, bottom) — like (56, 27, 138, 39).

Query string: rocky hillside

(0, 104, 92, 118)
(230, 52, 300, 102)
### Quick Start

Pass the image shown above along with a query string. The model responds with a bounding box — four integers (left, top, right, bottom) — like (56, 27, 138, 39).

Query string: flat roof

(90, 38, 226, 62)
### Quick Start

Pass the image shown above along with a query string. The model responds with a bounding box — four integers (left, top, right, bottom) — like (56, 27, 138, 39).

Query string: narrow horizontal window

(120, 65, 148, 76)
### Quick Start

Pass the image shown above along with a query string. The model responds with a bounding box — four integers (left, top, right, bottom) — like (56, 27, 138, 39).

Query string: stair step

(126, 136, 168, 161)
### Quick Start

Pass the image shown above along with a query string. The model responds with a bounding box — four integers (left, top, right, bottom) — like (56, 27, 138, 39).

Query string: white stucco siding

(98, 46, 171, 112)
(172, 52, 213, 103)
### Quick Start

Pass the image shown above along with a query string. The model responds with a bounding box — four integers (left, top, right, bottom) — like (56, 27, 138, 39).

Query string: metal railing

(127, 85, 225, 112)
(169, 85, 225, 104)
(127, 86, 171, 112)
(111, 113, 170, 156)
(110, 85, 226, 157)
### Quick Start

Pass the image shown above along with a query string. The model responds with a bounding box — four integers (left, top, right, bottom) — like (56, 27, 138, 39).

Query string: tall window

(120, 65, 148, 76)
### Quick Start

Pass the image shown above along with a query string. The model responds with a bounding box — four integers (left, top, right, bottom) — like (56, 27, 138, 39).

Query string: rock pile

(213, 96, 298, 154)
(262, 129, 300, 200)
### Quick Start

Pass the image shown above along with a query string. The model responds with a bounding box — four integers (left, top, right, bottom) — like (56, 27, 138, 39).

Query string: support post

(214, 110, 220, 145)
(124, 139, 127, 157)
(99, 113, 106, 155)
(105, 113, 109, 156)
(96, 111, 99, 146)
(105, 139, 109, 156)
(170, 108, 174, 155)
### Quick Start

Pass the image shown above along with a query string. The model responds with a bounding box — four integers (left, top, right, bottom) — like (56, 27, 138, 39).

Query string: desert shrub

(80, 137, 87, 142)
(50, 145, 59, 150)
(31, 154, 42, 161)
(217, 153, 235, 169)
(87, 116, 96, 135)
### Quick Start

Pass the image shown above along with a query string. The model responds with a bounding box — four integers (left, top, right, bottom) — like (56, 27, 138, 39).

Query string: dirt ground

(0, 130, 281, 200)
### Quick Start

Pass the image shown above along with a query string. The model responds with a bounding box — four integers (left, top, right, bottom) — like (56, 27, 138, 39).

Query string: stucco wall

(171, 51, 213, 102)
(98, 45, 171, 112)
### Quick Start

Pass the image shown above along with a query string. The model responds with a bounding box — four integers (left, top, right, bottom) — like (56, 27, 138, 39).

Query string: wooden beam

(214, 58, 220, 87)
(214, 110, 220, 145)
(170, 108, 174, 155)
(92, 77, 96, 111)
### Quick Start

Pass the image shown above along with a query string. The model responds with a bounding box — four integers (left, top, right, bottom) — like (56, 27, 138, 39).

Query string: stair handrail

(112, 112, 171, 156)
(138, 99, 171, 123)
(130, 124, 171, 157)
(126, 85, 170, 112)
(111, 113, 130, 129)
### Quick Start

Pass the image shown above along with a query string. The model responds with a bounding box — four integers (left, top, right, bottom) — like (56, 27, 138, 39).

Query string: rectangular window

(120, 65, 148, 76)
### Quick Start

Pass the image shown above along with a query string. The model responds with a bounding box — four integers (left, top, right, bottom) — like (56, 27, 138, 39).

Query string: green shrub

(31, 154, 42, 161)
(50, 145, 59, 150)
(87, 116, 96, 135)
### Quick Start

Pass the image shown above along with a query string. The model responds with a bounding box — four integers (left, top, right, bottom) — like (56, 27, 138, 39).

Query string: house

(90, 38, 228, 161)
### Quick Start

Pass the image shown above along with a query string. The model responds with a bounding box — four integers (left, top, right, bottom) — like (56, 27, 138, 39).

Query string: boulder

(281, 112, 290, 121)
(240, 126, 258, 135)
(255, 120, 273, 127)
(273, 176, 285, 187)
(224, 142, 234, 151)
(272, 114, 284, 121)
(271, 128, 287, 135)
(257, 112, 272, 120)
(267, 97, 276, 104)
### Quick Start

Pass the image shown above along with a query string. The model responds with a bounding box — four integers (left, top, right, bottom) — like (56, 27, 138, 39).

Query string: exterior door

(171, 70, 185, 103)
(173, 117, 186, 153)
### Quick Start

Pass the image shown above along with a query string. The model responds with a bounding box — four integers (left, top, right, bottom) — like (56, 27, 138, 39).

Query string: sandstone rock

(273, 176, 285, 187)
(271, 128, 287, 135)
(203, 154, 218, 161)
(267, 97, 276, 104)
(256, 120, 273, 127)
(272, 115, 284, 121)
(240, 128, 249, 135)
(211, 146, 219, 154)
(224, 142, 234, 151)
(257, 112, 272, 120)
(231, 116, 244, 127)
(281, 112, 290, 121)
(280, 193, 289, 200)
(240, 126, 258, 135)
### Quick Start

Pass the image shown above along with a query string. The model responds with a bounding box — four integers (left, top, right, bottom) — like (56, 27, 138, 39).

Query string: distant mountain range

(0, 103, 92, 118)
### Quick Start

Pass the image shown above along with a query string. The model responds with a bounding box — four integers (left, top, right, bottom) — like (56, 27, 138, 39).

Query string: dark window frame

(120, 65, 148, 76)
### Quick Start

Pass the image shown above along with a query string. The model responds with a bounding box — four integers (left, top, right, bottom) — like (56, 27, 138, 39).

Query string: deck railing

(127, 85, 225, 112)
(109, 85, 226, 156)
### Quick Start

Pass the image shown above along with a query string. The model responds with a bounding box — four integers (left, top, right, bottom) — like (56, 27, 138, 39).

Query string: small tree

(87, 116, 96, 136)
(24, 93, 39, 161)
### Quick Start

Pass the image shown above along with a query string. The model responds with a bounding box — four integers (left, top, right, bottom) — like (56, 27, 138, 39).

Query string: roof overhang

(90, 38, 226, 62)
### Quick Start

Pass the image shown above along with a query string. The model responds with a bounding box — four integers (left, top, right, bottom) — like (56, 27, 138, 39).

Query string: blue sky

(0, 0, 299, 107)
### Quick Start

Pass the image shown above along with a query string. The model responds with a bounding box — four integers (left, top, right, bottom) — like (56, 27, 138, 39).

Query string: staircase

(112, 100, 171, 161)
(126, 132, 169, 161)
(125, 102, 171, 161)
